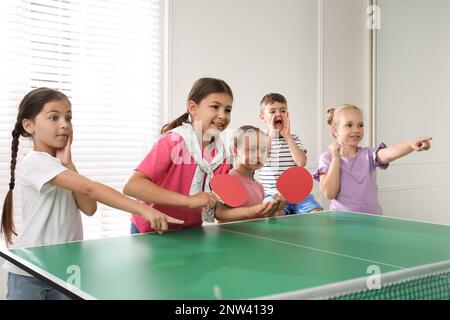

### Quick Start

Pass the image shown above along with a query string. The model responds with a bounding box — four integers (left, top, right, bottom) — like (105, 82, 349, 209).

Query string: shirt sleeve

(22, 152, 68, 193)
(312, 152, 332, 182)
(292, 134, 307, 154)
(370, 143, 389, 170)
(136, 132, 184, 183)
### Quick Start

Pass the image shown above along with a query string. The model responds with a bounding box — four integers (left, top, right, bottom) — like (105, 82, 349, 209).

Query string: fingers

(190, 192, 217, 210)
(328, 142, 341, 156)
(274, 209, 286, 217)
(149, 216, 157, 231)
(160, 218, 168, 232)
(261, 201, 276, 216)
(415, 137, 432, 151)
(206, 193, 217, 211)
(253, 201, 270, 217)
(152, 216, 164, 234)
(153, 215, 168, 233)
(269, 114, 277, 132)
(281, 114, 290, 133)
(166, 215, 184, 225)
(147, 211, 184, 234)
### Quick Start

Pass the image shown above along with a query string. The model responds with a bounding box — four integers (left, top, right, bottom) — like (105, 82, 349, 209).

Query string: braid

(9, 124, 21, 190)
(1, 123, 21, 245)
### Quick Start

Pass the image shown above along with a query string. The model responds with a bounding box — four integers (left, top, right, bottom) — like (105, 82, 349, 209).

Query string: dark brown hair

(161, 78, 233, 134)
(259, 93, 287, 112)
(1, 87, 69, 245)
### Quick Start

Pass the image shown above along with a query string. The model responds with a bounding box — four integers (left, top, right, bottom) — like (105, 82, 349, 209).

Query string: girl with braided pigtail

(1, 88, 183, 299)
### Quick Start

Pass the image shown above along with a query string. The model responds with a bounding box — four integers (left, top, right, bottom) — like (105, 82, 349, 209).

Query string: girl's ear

(331, 124, 338, 138)
(187, 100, 197, 116)
(22, 119, 34, 135)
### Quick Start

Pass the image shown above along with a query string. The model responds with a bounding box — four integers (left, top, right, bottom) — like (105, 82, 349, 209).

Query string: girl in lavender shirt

(313, 104, 432, 215)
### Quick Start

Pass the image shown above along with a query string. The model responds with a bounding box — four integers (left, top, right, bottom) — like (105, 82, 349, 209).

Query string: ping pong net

(259, 260, 450, 300)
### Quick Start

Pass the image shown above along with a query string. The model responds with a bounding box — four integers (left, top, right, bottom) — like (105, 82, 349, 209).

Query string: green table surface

(2, 211, 450, 299)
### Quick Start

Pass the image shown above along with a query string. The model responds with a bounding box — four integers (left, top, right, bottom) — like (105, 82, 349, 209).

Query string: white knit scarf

(169, 122, 227, 222)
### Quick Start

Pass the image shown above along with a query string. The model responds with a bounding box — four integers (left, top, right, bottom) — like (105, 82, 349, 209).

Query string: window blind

(0, 0, 165, 240)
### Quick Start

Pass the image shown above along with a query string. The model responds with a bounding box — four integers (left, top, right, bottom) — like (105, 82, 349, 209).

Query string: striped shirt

(258, 134, 307, 193)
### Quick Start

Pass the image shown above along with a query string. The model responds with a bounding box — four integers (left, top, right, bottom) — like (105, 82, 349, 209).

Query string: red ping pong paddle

(210, 174, 248, 207)
(276, 167, 313, 203)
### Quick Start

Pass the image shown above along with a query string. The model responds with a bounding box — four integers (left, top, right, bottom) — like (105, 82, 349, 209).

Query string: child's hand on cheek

(268, 114, 278, 137)
(56, 131, 73, 167)
(279, 113, 291, 138)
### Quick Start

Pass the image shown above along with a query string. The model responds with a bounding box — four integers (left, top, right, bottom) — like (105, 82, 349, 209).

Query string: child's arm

(123, 171, 217, 211)
(376, 137, 432, 165)
(215, 200, 279, 223)
(280, 114, 307, 167)
(284, 135, 307, 167)
(51, 170, 184, 232)
(319, 143, 341, 200)
(66, 163, 97, 215)
(56, 132, 97, 215)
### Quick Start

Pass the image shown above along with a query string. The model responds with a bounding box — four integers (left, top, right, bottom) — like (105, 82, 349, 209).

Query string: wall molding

(164, 0, 173, 123)
(379, 181, 450, 193)
(385, 160, 450, 167)
(317, 0, 324, 206)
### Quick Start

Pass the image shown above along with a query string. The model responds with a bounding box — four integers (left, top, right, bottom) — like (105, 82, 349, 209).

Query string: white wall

(169, 0, 368, 205)
(376, 0, 450, 224)
(0, 257, 6, 299)
(170, 0, 319, 149)
(321, 0, 370, 208)
(0, 0, 369, 300)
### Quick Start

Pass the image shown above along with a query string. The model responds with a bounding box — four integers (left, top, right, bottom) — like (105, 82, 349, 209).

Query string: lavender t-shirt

(313, 144, 388, 215)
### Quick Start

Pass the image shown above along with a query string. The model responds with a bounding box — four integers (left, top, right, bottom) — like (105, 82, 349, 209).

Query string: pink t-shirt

(131, 132, 231, 232)
(229, 170, 264, 206)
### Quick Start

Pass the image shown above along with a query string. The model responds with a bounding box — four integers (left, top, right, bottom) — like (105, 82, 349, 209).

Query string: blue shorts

(130, 223, 141, 234)
(264, 193, 322, 214)
(7, 273, 71, 300)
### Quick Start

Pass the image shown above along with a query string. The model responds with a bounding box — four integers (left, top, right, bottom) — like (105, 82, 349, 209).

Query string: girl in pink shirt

(124, 78, 234, 233)
(215, 126, 284, 222)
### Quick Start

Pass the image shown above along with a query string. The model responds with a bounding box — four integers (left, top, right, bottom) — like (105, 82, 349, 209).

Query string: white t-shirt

(3, 151, 83, 276)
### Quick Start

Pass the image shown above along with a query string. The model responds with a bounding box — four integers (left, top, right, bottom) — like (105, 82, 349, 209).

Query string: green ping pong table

(1, 211, 450, 300)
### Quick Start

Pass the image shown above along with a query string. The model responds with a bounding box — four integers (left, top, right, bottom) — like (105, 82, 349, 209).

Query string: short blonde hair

(232, 125, 266, 149)
(327, 104, 362, 138)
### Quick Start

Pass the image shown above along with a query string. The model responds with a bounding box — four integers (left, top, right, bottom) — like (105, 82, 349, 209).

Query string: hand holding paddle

(187, 192, 217, 211)
(210, 174, 248, 208)
(247, 201, 279, 219)
(276, 166, 313, 204)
